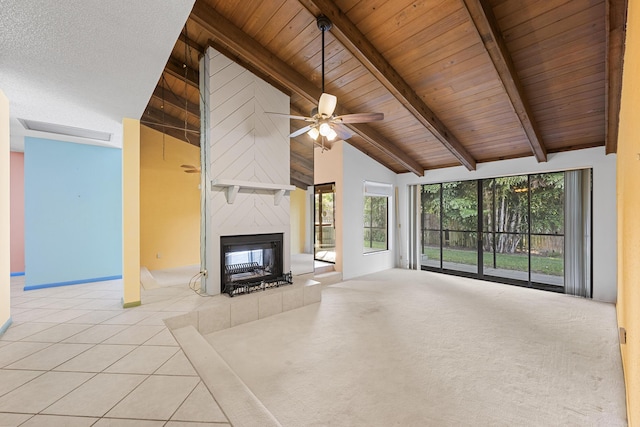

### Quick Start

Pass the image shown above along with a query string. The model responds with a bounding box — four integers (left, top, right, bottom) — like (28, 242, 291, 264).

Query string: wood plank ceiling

(142, 0, 627, 189)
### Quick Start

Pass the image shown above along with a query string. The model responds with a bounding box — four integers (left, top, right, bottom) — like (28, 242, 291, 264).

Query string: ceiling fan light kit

(270, 15, 384, 147)
(308, 127, 320, 140)
(317, 93, 337, 117)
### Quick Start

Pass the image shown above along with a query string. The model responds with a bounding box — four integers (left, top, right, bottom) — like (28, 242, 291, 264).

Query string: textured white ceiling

(0, 0, 195, 150)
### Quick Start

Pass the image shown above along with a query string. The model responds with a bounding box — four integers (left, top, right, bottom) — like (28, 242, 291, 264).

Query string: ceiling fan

(180, 164, 200, 173)
(271, 15, 383, 146)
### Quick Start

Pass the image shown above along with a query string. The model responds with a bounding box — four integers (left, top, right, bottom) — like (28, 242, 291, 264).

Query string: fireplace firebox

(220, 233, 292, 297)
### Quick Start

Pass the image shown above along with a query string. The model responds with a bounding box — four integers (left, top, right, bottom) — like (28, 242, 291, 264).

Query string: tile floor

(0, 276, 230, 427)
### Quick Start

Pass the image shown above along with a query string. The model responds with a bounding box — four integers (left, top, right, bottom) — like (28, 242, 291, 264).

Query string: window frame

(363, 181, 393, 254)
(418, 171, 572, 293)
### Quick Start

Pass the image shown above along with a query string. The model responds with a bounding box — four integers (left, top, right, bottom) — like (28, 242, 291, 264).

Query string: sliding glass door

(441, 181, 478, 274)
(482, 175, 530, 283)
(420, 171, 576, 292)
(314, 183, 336, 263)
(529, 173, 565, 286)
(421, 184, 441, 269)
(421, 181, 478, 274)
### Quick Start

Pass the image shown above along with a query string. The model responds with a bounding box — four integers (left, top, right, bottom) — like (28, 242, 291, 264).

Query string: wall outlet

(156, 253, 162, 259)
(619, 327, 627, 344)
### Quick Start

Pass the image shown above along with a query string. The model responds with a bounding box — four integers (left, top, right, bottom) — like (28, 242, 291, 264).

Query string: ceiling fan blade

(318, 93, 337, 117)
(333, 112, 384, 124)
(333, 124, 353, 140)
(289, 125, 314, 138)
(265, 112, 314, 121)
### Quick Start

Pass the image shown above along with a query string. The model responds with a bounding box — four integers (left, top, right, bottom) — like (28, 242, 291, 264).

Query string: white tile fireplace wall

(201, 47, 292, 295)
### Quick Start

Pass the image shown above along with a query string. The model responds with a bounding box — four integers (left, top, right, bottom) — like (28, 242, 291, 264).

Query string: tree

(421, 172, 565, 256)
(485, 176, 528, 254)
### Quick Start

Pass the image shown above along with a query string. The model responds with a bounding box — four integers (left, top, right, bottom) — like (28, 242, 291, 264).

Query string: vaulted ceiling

(143, 0, 627, 189)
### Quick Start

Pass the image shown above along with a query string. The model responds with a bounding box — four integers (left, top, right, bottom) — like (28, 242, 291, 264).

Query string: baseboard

(0, 317, 13, 336)
(23, 275, 122, 291)
(122, 300, 141, 309)
(10, 272, 25, 277)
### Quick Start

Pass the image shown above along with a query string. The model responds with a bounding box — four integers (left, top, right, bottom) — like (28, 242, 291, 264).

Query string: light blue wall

(24, 137, 122, 289)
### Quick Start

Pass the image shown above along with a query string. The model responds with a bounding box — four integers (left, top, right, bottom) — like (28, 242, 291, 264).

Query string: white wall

(396, 147, 617, 302)
(203, 48, 291, 295)
(342, 142, 397, 280)
(0, 90, 10, 334)
(315, 140, 397, 280)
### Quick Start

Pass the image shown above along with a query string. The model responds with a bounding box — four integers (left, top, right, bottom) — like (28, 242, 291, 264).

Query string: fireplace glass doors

(220, 233, 290, 296)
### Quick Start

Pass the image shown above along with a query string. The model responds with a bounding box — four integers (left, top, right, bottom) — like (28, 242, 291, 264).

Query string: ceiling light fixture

(326, 127, 337, 141)
(268, 15, 383, 149)
(308, 127, 320, 140)
(319, 122, 331, 136)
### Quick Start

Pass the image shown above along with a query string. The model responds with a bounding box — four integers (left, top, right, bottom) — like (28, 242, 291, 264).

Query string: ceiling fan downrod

(317, 15, 332, 93)
(271, 13, 381, 144)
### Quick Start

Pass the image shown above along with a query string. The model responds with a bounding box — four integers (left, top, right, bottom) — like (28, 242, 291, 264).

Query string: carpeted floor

(205, 268, 626, 426)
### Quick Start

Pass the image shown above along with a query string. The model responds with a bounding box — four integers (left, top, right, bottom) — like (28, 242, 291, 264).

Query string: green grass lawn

(423, 247, 563, 276)
(364, 240, 387, 250)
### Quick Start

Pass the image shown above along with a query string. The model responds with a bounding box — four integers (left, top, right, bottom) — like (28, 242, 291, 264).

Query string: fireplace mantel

(211, 178, 296, 205)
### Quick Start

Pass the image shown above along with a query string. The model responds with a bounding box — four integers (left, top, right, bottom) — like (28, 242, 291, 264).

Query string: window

(416, 170, 587, 294)
(363, 181, 393, 253)
(364, 195, 388, 252)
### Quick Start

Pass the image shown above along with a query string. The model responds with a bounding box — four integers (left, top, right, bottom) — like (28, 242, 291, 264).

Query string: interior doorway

(314, 182, 336, 263)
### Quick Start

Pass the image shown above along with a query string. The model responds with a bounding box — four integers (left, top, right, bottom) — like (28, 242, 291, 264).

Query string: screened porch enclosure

(417, 170, 592, 295)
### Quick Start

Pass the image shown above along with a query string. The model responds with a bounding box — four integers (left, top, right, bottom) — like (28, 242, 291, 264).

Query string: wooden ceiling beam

(178, 32, 205, 54)
(297, 0, 476, 171)
(291, 169, 314, 188)
(191, 2, 318, 105)
(462, 0, 547, 162)
(605, 0, 628, 154)
(290, 150, 314, 173)
(291, 176, 312, 190)
(164, 58, 199, 88)
(142, 120, 198, 146)
(152, 86, 200, 117)
(143, 106, 199, 132)
(142, 106, 200, 148)
(190, 2, 424, 176)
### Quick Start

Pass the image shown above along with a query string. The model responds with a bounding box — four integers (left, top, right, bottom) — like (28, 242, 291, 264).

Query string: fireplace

(220, 233, 292, 296)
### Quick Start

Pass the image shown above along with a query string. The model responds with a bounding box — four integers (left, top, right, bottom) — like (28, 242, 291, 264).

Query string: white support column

(0, 90, 11, 334)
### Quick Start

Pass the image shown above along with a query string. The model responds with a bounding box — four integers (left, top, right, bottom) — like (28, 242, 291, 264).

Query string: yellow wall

(0, 91, 11, 333)
(290, 187, 307, 254)
(122, 118, 141, 308)
(617, 1, 640, 423)
(140, 125, 200, 270)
